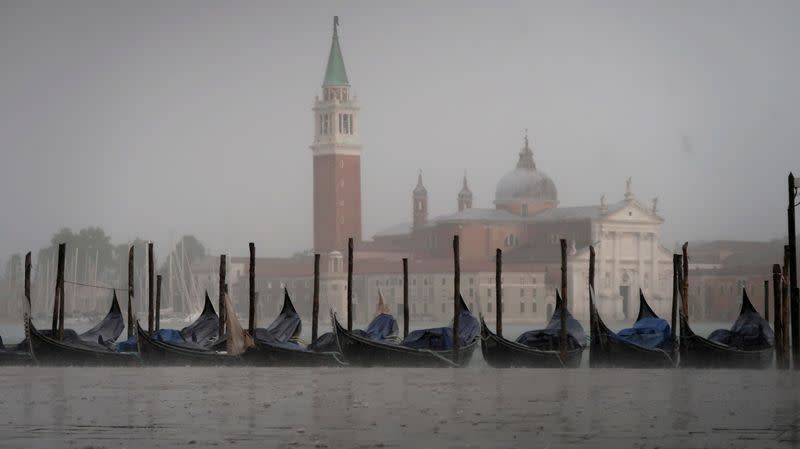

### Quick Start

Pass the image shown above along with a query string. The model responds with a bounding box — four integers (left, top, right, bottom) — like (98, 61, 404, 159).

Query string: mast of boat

(495, 248, 502, 338)
(347, 238, 354, 331)
(559, 239, 568, 362)
(402, 257, 409, 339)
(248, 242, 256, 336)
(452, 235, 461, 364)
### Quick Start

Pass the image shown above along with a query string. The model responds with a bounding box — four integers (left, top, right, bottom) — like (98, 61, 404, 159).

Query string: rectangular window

(487, 288, 492, 297)
(532, 302, 537, 313)
(520, 288, 524, 297)
(441, 278, 446, 286)
(349, 114, 354, 134)
(441, 303, 445, 313)
(469, 287, 474, 298)
(520, 302, 525, 313)
(487, 302, 492, 312)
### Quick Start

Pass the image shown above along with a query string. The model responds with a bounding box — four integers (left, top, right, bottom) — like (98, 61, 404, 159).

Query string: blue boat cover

(115, 335, 138, 352)
(401, 296, 478, 350)
(708, 290, 774, 351)
(615, 317, 672, 350)
(79, 292, 124, 348)
(364, 313, 399, 341)
(515, 291, 587, 351)
(180, 292, 219, 347)
(254, 289, 302, 345)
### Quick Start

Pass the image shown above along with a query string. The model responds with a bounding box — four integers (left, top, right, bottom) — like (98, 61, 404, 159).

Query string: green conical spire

(323, 16, 349, 87)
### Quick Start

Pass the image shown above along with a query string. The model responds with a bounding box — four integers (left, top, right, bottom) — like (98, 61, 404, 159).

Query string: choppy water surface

(0, 366, 798, 449)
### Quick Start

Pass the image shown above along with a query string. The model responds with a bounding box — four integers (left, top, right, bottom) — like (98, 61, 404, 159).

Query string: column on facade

(612, 231, 619, 296)
(637, 232, 645, 294)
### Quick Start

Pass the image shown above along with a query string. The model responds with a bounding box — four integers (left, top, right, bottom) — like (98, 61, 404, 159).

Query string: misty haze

(0, 2, 799, 449)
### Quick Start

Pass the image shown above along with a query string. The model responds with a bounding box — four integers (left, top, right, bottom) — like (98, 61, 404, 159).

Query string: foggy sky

(1, 1, 799, 262)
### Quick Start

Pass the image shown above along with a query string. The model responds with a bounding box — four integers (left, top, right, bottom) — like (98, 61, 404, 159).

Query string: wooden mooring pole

(57, 243, 66, 341)
(559, 238, 568, 363)
(495, 248, 502, 338)
(787, 173, 798, 369)
(249, 243, 256, 336)
(24, 252, 31, 307)
(155, 274, 162, 332)
(219, 254, 226, 339)
(588, 246, 596, 366)
(783, 246, 791, 369)
(312, 253, 320, 343)
(127, 246, 134, 338)
(147, 242, 154, 334)
(452, 235, 461, 364)
(403, 257, 409, 339)
(347, 238, 354, 332)
(764, 280, 770, 321)
(774, 264, 784, 368)
(52, 243, 65, 337)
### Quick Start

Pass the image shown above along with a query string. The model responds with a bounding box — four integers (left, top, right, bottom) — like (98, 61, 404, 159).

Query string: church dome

(495, 136, 557, 203)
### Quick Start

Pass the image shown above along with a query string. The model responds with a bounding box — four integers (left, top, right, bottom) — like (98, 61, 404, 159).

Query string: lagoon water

(0, 320, 797, 448)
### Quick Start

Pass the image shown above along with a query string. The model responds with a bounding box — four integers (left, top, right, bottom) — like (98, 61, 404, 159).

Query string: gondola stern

(635, 289, 659, 322)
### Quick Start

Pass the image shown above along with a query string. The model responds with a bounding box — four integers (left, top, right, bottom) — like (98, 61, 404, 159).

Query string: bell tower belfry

(311, 17, 362, 252)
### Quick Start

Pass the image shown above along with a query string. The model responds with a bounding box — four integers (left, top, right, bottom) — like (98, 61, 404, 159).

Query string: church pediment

(602, 199, 663, 225)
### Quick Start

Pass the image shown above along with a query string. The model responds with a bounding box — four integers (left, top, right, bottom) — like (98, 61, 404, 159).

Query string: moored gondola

(481, 292, 584, 368)
(590, 288, 675, 368)
(135, 320, 241, 366)
(241, 289, 345, 366)
(333, 295, 479, 367)
(27, 292, 139, 366)
(0, 334, 33, 365)
(680, 289, 774, 369)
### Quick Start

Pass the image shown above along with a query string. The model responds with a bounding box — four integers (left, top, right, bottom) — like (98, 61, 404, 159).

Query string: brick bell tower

(311, 17, 362, 252)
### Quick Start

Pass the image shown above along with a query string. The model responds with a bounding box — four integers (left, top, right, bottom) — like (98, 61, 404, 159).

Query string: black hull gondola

(136, 321, 242, 366)
(244, 289, 345, 367)
(480, 318, 580, 368)
(333, 314, 478, 367)
(28, 322, 140, 366)
(679, 291, 773, 369)
(590, 290, 674, 368)
(480, 292, 585, 368)
(0, 349, 33, 366)
(242, 341, 344, 367)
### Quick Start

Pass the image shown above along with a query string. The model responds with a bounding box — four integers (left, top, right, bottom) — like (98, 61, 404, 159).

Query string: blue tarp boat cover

(708, 290, 774, 351)
(254, 289, 302, 346)
(401, 296, 478, 350)
(79, 292, 124, 348)
(309, 313, 399, 352)
(615, 317, 672, 350)
(515, 292, 587, 351)
(179, 292, 220, 347)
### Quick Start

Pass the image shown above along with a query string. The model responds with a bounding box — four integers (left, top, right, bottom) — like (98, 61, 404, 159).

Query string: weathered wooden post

(788, 173, 798, 368)
(783, 246, 791, 368)
(403, 257, 409, 339)
(24, 252, 31, 307)
(147, 242, 154, 334)
(495, 248, 503, 338)
(588, 246, 596, 366)
(559, 239, 568, 362)
(312, 253, 320, 343)
(774, 264, 784, 368)
(155, 275, 162, 332)
(764, 280, 770, 321)
(249, 243, 256, 336)
(57, 243, 66, 340)
(681, 242, 689, 326)
(127, 246, 134, 338)
(671, 255, 680, 344)
(219, 254, 226, 339)
(347, 238, 354, 332)
(52, 243, 65, 337)
(453, 235, 461, 364)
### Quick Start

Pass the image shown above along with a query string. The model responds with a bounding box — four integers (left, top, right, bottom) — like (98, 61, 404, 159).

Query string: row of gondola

(0, 240, 776, 368)
(0, 286, 773, 369)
